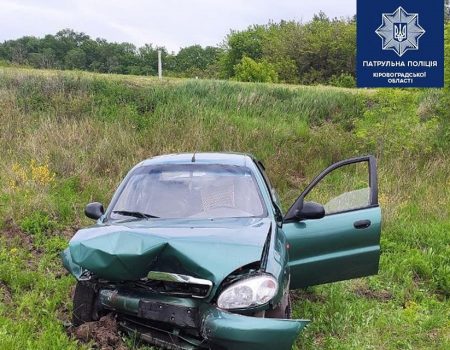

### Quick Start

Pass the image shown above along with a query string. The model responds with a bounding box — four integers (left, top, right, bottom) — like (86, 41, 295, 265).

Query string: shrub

(328, 73, 356, 88)
(234, 57, 278, 83)
(20, 211, 56, 235)
(354, 89, 440, 157)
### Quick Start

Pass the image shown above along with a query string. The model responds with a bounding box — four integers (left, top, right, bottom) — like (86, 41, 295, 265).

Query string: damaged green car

(62, 153, 382, 350)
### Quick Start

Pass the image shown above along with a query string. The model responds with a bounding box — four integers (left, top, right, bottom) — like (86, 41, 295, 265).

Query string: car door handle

(354, 220, 371, 229)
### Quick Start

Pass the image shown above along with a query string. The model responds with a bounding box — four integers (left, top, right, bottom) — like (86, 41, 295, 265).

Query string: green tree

(28, 49, 56, 68)
(220, 26, 266, 78)
(293, 14, 356, 84)
(138, 44, 163, 75)
(260, 21, 300, 83)
(54, 29, 89, 62)
(174, 45, 221, 76)
(9, 43, 28, 64)
(219, 15, 356, 84)
(64, 48, 86, 69)
(234, 56, 278, 83)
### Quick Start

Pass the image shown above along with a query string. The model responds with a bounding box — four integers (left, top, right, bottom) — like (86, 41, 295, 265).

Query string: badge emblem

(375, 7, 425, 57)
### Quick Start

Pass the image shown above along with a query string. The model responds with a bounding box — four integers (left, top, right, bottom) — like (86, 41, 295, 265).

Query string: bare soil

(353, 287, 393, 302)
(71, 313, 128, 350)
(290, 289, 326, 303)
(0, 280, 13, 305)
(2, 219, 37, 253)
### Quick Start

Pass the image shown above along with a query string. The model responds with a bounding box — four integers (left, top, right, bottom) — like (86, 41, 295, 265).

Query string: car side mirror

(85, 202, 104, 220)
(298, 201, 325, 220)
(284, 200, 325, 222)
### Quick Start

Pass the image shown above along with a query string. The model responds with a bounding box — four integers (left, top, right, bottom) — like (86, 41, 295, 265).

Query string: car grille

(136, 271, 213, 299)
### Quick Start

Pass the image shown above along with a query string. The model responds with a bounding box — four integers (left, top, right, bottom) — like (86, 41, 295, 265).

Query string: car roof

(139, 152, 256, 167)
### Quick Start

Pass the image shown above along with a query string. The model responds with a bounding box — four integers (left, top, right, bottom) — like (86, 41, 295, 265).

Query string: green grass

(0, 66, 449, 349)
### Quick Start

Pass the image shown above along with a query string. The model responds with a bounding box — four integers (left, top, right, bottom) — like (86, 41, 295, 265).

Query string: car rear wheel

(72, 282, 98, 326)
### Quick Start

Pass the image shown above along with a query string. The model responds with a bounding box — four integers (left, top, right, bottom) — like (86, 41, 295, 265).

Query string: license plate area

(138, 300, 199, 328)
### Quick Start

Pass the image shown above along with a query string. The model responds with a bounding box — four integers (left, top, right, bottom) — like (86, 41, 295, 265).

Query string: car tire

(72, 282, 98, 326)
(266, 290, 291, 319)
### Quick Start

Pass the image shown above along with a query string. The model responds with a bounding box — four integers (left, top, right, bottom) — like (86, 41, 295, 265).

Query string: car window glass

(305, 162, 370, 215)
(110, 164, 267, 219)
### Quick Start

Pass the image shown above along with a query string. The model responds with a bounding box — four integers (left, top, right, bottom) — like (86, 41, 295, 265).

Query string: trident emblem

(393, 23, 407, 42)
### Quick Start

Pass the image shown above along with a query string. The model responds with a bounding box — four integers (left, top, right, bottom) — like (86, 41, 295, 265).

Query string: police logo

(375, 7, 425, 57)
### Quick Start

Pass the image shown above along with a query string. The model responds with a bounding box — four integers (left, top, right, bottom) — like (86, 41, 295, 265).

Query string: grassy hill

(0, 67, 449, 349)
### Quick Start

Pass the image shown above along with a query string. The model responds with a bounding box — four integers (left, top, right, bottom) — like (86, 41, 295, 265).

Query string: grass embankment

(0, 67, 449, 349)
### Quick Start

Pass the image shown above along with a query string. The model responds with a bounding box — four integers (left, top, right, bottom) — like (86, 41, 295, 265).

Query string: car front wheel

(72, 282, 99, 326)
(265, 290, 291, 319)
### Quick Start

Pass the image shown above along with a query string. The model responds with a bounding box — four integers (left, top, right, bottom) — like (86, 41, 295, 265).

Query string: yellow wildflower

(30, 160, 55, 185)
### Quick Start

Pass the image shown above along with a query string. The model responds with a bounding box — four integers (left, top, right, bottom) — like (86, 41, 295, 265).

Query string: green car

(62, 153, 381, 350)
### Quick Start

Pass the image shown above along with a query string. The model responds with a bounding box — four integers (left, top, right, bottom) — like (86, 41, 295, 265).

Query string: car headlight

(217, 274, 278, 310)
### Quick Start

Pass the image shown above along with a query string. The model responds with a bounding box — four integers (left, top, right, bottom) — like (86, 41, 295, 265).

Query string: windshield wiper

(112, 210, 159, 219)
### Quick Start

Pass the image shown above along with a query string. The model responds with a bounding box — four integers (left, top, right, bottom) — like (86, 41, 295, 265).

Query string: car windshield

(109, 163, 267, 220)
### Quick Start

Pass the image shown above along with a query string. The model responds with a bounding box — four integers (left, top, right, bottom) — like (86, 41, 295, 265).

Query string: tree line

(0, 29, 222, 78)
(1, 10, 449, 87)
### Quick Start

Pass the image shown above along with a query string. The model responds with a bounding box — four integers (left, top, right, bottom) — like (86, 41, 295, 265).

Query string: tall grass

(0, 67, 448, 349)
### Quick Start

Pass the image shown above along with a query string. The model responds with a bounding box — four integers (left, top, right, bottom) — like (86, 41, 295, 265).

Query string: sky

(0, 0, 356, 53)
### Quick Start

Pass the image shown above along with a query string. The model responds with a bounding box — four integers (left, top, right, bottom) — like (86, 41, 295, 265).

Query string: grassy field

(0, 67, 449, 349)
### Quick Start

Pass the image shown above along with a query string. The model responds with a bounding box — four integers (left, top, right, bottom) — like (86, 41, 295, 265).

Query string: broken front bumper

(202, 307, 309, 350)
(98, 288, 309, 350)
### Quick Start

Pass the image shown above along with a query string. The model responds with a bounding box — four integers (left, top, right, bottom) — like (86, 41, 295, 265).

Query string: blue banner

(357, 0, 444, 87)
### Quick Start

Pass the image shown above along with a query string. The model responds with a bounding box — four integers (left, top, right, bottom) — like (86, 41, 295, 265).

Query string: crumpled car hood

(66, 217, 271, 287)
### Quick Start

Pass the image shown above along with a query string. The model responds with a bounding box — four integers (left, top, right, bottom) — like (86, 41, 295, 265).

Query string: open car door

(283, 156, 381, 289)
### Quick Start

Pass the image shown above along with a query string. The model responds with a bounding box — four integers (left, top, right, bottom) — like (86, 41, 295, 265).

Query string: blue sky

(0, 0, 355, 52)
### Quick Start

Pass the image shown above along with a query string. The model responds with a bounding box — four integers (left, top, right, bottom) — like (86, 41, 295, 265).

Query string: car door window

(305, 161, 371, 215)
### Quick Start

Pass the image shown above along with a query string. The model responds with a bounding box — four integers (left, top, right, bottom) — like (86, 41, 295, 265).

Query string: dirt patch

(1, 219, 45, 272)
(2, 218, 80, 242)
(353, 287, 393, 302)
(0, 280, 13, 304)
(71, 313, 127, 350)
(60, 224, 82, 240)
(290, 289, 326, 303)
(313, 333, 326, 347)
(2, 219, 36, 251)
(1, 219, 73, 277)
